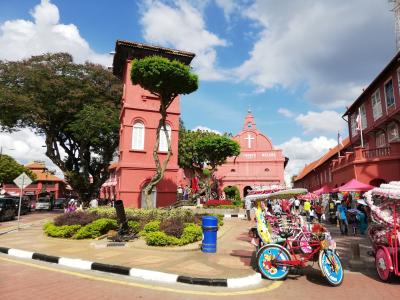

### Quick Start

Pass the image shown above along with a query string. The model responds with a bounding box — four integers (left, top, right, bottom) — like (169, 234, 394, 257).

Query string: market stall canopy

(313, 185, 332, 195)
(246, 188, 308, 202)
(298, 192, 319, 201)
(338, 179, 374, 192)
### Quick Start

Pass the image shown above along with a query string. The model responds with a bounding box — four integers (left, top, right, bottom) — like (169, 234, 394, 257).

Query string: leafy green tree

(178, 129, 240, 199)
(131, 56, 198, 208)
(0, 155, 36, 184)
(0, 53, 122, 204)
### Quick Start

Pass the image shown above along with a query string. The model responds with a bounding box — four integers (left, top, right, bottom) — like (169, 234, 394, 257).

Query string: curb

(223, 214, 246, 219)
(0, 246, 262, 288)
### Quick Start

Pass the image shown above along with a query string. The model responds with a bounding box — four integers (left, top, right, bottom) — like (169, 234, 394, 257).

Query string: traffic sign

(13, 172, 32, 189)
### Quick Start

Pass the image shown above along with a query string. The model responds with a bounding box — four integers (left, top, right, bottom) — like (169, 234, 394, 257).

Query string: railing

(362, 146, 391, 159)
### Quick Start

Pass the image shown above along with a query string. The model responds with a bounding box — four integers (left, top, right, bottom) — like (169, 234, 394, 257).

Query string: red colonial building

(295, 52, 400, 190)
(3, 161, 67, 200)
(110, 40, 195, 208)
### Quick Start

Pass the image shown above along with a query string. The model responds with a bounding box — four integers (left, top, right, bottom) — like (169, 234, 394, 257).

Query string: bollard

(351, 242, 361, 260)
(201, 216, 218, 253)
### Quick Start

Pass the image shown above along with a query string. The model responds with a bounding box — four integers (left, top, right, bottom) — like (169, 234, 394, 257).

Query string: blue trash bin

(202, 216, 218, 253)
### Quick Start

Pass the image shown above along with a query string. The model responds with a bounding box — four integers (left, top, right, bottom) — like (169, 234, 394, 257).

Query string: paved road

(1, 255, 399, 300)
(0, 210, 61, 233)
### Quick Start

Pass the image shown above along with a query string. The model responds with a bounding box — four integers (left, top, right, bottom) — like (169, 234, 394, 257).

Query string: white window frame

(351, 113, 357, 137)
(132, 121, 145, 150)
(360, 104, 367, 129)
(376, 132, 386, 148)
(384, 78, 396, 110)
(388, 122, 399, 142)
(371, 89, 383, 121)
(159, 124, 172, 152)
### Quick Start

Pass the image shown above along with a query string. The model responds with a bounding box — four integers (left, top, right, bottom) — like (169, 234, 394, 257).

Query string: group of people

(176, 185, 192, 201)
(245, 192, 369, 237)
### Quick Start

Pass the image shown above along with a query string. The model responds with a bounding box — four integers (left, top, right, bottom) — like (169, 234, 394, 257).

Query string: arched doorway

(141, 187, 157, 208)
(369, 178, 386, 187)
(243, 186, 252, 197)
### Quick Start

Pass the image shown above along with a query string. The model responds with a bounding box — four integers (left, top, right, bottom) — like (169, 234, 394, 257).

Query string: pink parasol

(298, 192, 319, 200)
(313, 185, 332, 195)
(338, 179, 374, 192)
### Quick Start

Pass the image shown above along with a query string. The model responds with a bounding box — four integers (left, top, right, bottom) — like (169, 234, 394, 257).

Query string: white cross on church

(245, 134, 255, 149)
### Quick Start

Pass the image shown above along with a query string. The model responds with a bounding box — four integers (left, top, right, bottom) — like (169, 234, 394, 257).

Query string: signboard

(13, 172, 32, 189)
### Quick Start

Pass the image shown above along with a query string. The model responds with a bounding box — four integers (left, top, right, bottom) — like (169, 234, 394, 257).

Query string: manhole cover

(106, 242, 126, 247)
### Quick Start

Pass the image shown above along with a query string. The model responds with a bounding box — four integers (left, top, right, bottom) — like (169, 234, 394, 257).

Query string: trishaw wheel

(375, 248, 393, 282)
(257, 244, 290, 280)
(318, 249, 344, 286)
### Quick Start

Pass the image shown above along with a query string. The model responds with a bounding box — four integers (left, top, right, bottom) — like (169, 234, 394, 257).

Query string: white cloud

(278, 108, 294, 118)
(0, 0, 110, 65)
(295, 110, 346, 135)
(192, 126, 222, 134)
(278, 136, 337, 186)
(0, 128, 64, 177)
(236, 0, 394, 108)
(139, 1, 229, 80)
(215, 0, 238, 20)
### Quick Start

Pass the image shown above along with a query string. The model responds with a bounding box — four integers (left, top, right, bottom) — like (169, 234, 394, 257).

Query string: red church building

(215, 110, 286, 197)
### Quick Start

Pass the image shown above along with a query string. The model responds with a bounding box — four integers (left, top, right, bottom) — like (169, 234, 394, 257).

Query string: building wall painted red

(116, 61, 181, 208)
(294, 52, 400, 191)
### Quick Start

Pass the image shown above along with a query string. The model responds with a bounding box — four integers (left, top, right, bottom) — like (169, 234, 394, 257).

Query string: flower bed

(43, 208, 223, 246)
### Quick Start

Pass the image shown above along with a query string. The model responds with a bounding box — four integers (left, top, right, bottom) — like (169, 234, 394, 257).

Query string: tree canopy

(178, 129, 240, 199)
(0, 53, 122, 202)
(0, 155, 36, 184)
(179, 129, 240, 173)
(131, 56, 198, 207)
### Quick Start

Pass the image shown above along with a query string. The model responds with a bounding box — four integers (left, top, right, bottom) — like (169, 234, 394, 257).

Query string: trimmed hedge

(73, 218, 117, 239)
(43, 222, 81, 238)
(144, 223, 202, 246)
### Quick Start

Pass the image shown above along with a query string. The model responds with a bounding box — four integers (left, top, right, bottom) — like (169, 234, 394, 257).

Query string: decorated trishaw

(246, 188, 344, 286)
(365, 181, 400, 282)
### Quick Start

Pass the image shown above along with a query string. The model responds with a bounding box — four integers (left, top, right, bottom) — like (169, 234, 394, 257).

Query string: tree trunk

(142, 102, 172, 208)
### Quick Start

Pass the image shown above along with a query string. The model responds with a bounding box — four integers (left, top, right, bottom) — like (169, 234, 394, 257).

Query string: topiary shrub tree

(131, 56, 198, 208)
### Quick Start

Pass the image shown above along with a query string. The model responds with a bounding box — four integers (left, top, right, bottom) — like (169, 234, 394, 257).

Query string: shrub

(54, 211, 98, 226)
(160, 218, 184, 238)
(144, 223, 202, 246)
(145, 231, 179, 246)
(43, 222, 81, 238)
(178, 223, 202, 245)
(73, 218, 117, 239)
(142, 220, 161, 234)
(127, 220, 140, 234)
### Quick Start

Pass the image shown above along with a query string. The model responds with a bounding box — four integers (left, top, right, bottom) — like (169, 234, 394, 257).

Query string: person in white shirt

(294, 198, 301, 215)
(89, 198, 98, 208)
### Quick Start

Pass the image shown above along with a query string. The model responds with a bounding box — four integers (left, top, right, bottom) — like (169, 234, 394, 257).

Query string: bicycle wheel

(375, 248, 394, 282)
(257, 244, 291, 280)
(318, 249, 344, 286)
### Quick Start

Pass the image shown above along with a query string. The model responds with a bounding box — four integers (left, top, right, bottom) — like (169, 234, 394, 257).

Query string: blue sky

(0, 0, 397, 182)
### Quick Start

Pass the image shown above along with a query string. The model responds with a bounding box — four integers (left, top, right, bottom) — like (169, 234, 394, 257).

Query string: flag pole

(337, 131, 340, 158)
(358, 107, 364, 148)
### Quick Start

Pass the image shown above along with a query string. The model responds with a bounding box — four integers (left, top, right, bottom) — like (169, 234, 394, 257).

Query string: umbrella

(313, 185, 332, 195)
(338, 179, 374, 192)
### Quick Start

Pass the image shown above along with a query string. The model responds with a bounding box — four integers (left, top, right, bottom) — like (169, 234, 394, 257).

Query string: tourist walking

(245, 196, 252, 221)
(177, 185, 183, 201)
(313, 201, 323, 222)
(303, 200, 311, 221)
(337, 200, 348, 235)
(293, 197, 301, 215)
